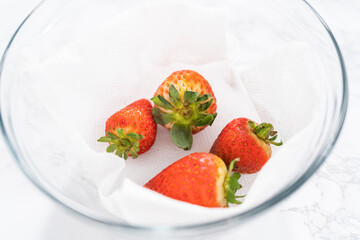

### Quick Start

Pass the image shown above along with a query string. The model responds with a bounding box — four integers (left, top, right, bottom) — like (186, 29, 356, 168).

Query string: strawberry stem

(248, 121, 283, 146)
(151, 84, 217, 150)
(224, 159, 243, 207)
(97, 129, 144, 160)
(235, 195, 246, 198)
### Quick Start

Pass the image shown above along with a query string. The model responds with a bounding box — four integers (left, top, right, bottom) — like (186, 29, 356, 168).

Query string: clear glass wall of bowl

(0, 0, 347, 237)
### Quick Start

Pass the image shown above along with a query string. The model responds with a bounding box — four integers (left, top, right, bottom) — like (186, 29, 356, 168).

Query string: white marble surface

(0, 0, 359, 239)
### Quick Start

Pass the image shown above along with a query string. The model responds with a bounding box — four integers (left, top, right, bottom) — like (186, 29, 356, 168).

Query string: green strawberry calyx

(248, 121, 283, 146)
(97, 129, 144, 160)
(151, 84, 217, 150)
(224, 159, 244, 207)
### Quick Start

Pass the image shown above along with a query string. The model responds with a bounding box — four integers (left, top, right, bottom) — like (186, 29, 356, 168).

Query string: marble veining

(0, 0, 360, 239)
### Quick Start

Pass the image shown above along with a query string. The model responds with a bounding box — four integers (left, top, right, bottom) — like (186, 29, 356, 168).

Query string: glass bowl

(0, 0, 348, 237)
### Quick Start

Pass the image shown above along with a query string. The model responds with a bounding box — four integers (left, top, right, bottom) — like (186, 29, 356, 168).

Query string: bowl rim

(0, 0, 348, 235)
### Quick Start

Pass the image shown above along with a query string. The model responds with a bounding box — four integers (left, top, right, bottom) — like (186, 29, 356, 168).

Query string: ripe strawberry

(144, 152, 242, 208)
(151, 70, 217, 150)
(97, 99, 157, 159)
(210, 118, 282, 174)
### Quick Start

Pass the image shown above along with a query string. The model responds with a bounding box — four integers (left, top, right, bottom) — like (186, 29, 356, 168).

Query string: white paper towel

(22, 2, 316, 227)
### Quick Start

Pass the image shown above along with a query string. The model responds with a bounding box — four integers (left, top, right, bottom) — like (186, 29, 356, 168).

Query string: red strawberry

(97, 99, 157, 159)
(144, 152, 242, 208)
(151, 70, 217, 150)
(210, 118, 282, 174)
